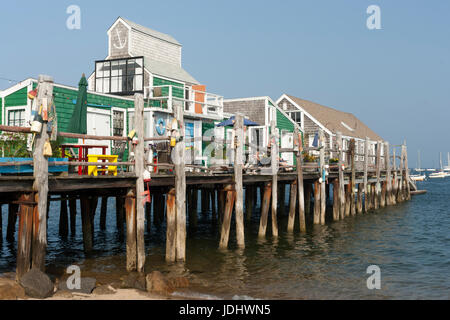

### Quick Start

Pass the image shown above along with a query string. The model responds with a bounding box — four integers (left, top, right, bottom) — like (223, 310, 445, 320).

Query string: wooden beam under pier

(219, 185, 236, 249)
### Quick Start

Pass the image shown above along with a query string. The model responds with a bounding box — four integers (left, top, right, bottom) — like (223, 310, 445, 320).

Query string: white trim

(267, 96, 301, 132)
(106, 17, 133, 59)
(223, 96, 269, 103)
(111, 107, 128, 137)
(5, 106, 28, 127)
(0, 79, 32, 98)
(277, 94, 333, 136)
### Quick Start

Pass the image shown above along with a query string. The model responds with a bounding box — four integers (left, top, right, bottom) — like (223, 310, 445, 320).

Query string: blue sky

(1, 0, 449, 168)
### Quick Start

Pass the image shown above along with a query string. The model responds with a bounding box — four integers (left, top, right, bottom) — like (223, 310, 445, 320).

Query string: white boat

(429, 171, 446, 179)
(426, 168, 436, 172)
(410, 174, 426, 181)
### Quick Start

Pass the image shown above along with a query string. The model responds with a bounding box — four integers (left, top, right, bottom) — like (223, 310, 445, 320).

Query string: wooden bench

(87, 155, 119, 176)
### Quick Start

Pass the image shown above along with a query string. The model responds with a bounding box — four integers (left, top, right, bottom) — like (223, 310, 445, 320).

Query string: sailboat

(429, 152, 447, 178)
(415, 150, 425, 172)
(444, 152, 450, 173)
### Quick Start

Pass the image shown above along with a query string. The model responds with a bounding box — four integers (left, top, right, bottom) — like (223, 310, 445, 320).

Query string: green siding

(152, 77, 184, 108)
(276, 109, 294, 133)
(0, 97, 2, 125)
(5, 87, 27, 107)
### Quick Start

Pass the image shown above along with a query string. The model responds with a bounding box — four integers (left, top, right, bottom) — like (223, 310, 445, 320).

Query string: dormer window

(95, 57, 144, 95)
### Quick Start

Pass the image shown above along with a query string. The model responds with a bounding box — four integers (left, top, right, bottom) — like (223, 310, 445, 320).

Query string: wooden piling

(59, 199, 69, 238)
(287, 180, 297, 232)
(392, 148, 397, 205)
(270, 120, 279, 237)
(80, 194, 93, 253)
(350, 139, 356, 216)
(397, 147, 404, 203)
(319, 130, 326, 225)
(145, 201, 152, 232)
(357, 183, 363, 214)
(188, 189, 198, 229)
(69, 198, 77, 235)
(332, 179, 340, 221)
(218, 189, 225, 225)
(174, 101, 186, 261)
(403, 143, 411, 201)
(125, 189, 137, 271)
(165, 188, 176, 262)
(304, 183, 311, 217)
(245, 186, 254, 222)
(234, 113, 245, 248)
(210, 189, 217, 221)
(100, 196, 108, 230)
(294, 127, 306, 232)
(384, 142, 392, 206)
(345, 183, 351, 217)
(258, 182, 272, 238)
(337, 132, 345, 220)
(31, 75, 53, 271)
(279, 184, 286, 216)
(313, 181, 321, 224)
(363, 137, 370, 213)
(115, 196, 125, 232)
(134, 94, 146, 272)
(375, 141, 382, 209)
(219, 185, 236, 249)
(16, 194, 34, 279)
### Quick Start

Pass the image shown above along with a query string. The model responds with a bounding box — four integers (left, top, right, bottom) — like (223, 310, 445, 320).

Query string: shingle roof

(121, 18, 181, 46)
(286, 95, 383, 141)
(144, 58, 199, 85)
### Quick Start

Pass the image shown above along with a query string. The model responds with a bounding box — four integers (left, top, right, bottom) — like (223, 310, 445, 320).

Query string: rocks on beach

(19, 268, 54, 299)
(57, 277, 97, 294)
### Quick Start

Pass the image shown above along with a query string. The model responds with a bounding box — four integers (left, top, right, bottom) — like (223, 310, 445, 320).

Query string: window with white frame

(8, 109, 26, 127)
(288, 111, 302, 127)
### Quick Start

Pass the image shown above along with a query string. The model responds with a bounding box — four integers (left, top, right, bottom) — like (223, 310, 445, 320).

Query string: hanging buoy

(156, 118, 166, 136)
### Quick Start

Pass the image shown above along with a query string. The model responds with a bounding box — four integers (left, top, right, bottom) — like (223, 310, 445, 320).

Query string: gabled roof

(283, 94, 383, 141)
(144, 58, 199, 85)
(117, 17, 181, 46)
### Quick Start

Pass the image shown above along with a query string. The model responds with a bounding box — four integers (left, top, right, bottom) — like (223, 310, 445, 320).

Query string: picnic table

(60, 144, 108, 175)
(87, 154, 118, 176)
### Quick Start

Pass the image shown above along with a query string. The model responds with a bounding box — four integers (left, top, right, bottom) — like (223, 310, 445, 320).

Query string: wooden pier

(0, 76, 415, 279)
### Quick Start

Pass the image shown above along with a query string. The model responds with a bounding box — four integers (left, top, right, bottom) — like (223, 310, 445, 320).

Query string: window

(8, 109, 26, 127)
(95, 57, 144, 95)
(113, 110, 125, 136)
(288, 111, 302, 127)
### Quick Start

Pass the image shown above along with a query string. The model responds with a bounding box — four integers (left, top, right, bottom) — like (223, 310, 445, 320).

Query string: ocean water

(1, 178, 449, 300)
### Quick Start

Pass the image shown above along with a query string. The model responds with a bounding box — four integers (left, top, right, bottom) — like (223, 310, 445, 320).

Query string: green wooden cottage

(223, 96, 302, 166)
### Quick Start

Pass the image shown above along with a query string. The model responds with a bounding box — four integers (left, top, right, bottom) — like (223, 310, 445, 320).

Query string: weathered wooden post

(287, 180, 297, 232)
(319, 130, 326, 224)
(32, 75, 53, 271)
(258, 182, 272, 238)
(363, 137, 369, 212)
(245, 186, 254, 222)
(100, 196, 108, 230)
(59, 199, 69, 238)
(295, 128, 306, 233)
(350, 139, 356, 216)
(125, 189, 137, 270)
(165, 188, 176, 262)
(234, 113, 245, 248)
(219, 185, 236, 249)
(115, 195, 125, 232)
(270, 120, 279, 237)
(313, 180, 321, 224)
(134, 94, 146, 271)
(337, 132, 345, 220)
(384, 142, 392, 206)
(332, 179, 340, 220)
(279, 184, 286, 216)
(80, 194, 93, 253)
(392, 148, 397, 205)
(375, 141, 382, 209)
(16, 194, 34, 279)
(69, 198, 77, 235)
(357, 183, 363, 213)
(403, 142, 411, 201)
(174, 101, 186, 261)
(397, 146, 404, 203)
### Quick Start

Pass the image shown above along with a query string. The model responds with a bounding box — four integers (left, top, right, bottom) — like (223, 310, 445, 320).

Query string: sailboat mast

(440, 152, 443, 170)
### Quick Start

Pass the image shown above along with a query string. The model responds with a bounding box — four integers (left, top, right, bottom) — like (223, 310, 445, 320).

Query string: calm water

(1, 179, 449, 300)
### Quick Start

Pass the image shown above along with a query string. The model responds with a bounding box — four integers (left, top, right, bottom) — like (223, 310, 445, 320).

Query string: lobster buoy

(156, 118, 166, 136)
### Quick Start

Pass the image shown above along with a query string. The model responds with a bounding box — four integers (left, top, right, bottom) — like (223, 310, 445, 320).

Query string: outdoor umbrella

(67, 74, 88, 134)
(216, 116, 259, 127)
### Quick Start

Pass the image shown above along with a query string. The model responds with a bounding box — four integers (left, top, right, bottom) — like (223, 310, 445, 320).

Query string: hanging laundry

(312, 132, 319, 147)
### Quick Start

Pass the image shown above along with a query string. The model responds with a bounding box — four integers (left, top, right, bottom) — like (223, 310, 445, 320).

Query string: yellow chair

(87, 155, 119, 176)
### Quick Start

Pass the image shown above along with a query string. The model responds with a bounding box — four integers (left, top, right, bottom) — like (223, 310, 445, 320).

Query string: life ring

(156, 118, 166, 136)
